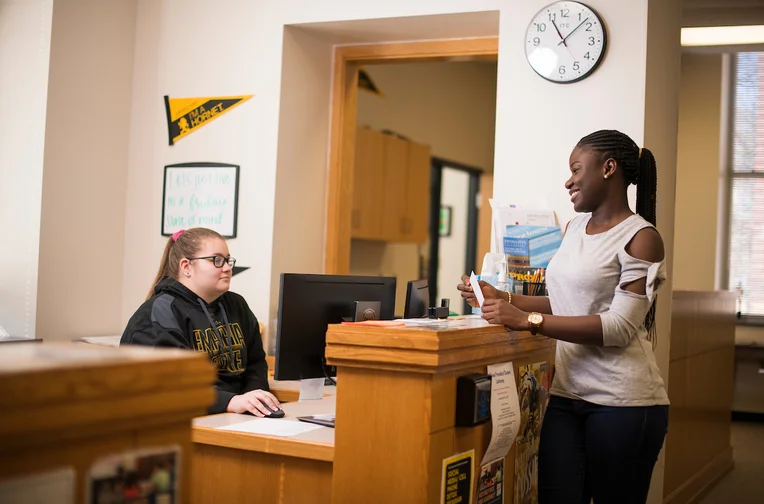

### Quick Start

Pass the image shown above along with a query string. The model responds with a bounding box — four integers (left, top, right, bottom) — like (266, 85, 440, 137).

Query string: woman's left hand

(481, 298, 530, 331)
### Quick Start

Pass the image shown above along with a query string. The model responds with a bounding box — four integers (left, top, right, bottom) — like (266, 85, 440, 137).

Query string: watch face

(529, 313, 544, 325)
(525, 1, 607, 83)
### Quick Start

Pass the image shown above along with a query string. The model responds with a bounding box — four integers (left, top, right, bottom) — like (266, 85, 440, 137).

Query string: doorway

(429, 158, 481, 314)
(323, 38, 498, 277)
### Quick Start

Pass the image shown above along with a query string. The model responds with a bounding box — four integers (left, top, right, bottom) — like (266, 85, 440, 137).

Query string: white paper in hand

(470, 271, 485, 308)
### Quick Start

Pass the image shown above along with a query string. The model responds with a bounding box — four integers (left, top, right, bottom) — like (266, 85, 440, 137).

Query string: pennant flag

(358, 68, 383, 96)
(232, 266, 250, 277)
(164, 94, 252, 145)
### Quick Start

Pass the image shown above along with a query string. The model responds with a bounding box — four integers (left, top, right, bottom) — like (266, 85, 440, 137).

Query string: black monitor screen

(274, 273, 397, 381)
(404, 279, 429, 318)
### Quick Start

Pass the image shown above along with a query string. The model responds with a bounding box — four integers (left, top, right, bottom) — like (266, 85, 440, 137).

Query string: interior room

(1, 1, 763, 503)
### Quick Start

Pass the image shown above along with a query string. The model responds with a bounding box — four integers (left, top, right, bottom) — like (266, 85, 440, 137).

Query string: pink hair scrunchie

(172, 229, 185, 242)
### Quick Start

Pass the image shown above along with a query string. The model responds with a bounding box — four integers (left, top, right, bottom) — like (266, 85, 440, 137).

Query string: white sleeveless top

(545, 213, 669, 407)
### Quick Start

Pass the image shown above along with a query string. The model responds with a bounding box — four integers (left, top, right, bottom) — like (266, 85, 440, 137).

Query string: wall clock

(525, 1, 607, 83)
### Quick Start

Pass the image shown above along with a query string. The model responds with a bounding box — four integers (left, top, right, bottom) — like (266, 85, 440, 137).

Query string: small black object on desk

(428, 298, 451, 319)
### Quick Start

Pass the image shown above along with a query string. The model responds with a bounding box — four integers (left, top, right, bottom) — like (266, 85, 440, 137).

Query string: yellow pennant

(164, 95, 252, 145)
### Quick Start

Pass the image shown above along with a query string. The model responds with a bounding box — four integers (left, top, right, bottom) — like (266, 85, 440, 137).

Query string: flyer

(481, 361, 521, 466)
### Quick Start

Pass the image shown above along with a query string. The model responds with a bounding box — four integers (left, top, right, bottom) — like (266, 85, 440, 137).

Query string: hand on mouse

(227, 389, 281, 417)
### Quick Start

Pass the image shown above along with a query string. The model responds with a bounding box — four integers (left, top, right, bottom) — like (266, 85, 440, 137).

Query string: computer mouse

(263, 404, 285, 418)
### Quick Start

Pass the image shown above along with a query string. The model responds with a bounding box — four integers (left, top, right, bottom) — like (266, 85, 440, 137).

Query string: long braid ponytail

(577, 130, 659, 347)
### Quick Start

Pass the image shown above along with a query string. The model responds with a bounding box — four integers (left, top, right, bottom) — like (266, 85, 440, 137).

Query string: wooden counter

(326, 318, 555, 504)
(191, 318, 555, 504)
(0, 342, 215, 504)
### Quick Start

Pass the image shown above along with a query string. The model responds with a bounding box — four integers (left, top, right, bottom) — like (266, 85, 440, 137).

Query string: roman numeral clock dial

(525, 1, 607, 83)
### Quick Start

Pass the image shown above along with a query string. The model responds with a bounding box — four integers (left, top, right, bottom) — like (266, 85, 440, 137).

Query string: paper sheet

(299, 377, 325, 401)
(481, 362, 521, 466)
(470, 271, 485, 308)
(216, 418, 324, 437)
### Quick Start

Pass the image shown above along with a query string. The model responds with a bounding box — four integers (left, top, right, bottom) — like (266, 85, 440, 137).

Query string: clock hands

(551, 18, 576, 60)
(551, 19, 567, 47)
(558, 17, 589, 46)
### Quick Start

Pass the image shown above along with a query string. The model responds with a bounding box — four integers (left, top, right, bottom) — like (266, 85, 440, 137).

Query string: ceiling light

(681, 25, 764, 47)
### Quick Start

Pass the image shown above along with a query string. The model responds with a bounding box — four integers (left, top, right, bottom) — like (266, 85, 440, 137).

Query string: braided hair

(576, 129, 659, 346)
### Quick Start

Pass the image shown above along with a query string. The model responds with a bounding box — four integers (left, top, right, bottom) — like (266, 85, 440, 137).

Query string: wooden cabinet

(351, 127, 431, 243)
(351, 127, 385, 240)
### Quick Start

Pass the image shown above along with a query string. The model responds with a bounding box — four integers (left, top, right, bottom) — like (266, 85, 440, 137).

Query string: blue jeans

(538, 396, 669, 504)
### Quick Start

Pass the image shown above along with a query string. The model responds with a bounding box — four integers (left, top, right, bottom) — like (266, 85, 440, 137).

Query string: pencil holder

(523, 281, 546, 296)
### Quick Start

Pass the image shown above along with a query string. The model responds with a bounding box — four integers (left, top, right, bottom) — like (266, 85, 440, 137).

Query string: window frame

(722, 52, 764, 324)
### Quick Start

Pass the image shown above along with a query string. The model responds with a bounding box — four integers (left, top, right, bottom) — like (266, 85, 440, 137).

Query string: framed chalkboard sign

(161, 162, 240, 238)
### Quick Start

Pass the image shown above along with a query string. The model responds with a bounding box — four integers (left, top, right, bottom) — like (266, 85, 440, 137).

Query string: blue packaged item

(503, 225, 562, 268)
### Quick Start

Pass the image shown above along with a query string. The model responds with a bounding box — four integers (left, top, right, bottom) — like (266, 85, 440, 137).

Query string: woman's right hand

(457, 274, 502, 308)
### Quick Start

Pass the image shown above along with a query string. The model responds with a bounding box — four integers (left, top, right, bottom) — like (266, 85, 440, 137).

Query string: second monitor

(274, 274, 396, 381)
(404, 279, 429, 319)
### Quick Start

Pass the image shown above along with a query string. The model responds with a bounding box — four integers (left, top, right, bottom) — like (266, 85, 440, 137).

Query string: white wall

(36, 0, 137, 341)
(0, 0, 53, 338)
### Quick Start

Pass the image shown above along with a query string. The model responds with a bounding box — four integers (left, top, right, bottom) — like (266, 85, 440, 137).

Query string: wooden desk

(192, 318, 555, 504)
(192, 397, 335, 504)
(0, 342, 215, 504)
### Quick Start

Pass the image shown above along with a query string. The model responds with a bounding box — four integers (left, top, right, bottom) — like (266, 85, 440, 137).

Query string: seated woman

(121, 227, 279, 417)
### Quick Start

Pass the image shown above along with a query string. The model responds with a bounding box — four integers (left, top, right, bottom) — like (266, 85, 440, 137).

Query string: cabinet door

(351, 128, 385, 240)
(381, 134, 409, 242)
(403, 141, 432, 243)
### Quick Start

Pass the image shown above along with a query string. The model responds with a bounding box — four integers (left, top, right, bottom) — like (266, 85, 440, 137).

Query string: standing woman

(121, 227, 280, 417)
(458, 130, 668, 503)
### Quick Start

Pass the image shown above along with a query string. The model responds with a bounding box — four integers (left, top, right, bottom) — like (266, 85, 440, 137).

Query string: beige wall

(357, 62, 498, 172)
(673, 53, 723, 291)
(36, 0, 137, 341)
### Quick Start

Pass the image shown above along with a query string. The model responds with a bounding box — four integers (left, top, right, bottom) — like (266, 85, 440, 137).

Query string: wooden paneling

(192, 444, 332, 504)
(404, 139, 432, 243)
(381, 134, 409, 242)
(664, 291, 736, 504)
(328, 323, 555, 504)
(326, 322, 554, 373)
(351, 127, 386, 239)
(193, 426, 333, 462)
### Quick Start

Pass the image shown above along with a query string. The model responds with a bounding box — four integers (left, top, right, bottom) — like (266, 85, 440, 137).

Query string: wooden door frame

(324, 38, 499, 274)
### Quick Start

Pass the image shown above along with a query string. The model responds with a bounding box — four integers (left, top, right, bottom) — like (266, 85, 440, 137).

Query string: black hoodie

(120, 277, 269, 414)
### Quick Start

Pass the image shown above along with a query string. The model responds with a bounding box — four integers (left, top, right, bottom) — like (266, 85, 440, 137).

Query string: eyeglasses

(187, 255, 236, 268)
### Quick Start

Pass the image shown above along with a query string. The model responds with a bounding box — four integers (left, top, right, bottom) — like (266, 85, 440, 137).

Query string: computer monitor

(274, 273, 397, 381)
(404, 279, 429, 319)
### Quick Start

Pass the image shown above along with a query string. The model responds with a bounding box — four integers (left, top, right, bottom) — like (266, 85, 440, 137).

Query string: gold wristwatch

(528, 312, 544, 336)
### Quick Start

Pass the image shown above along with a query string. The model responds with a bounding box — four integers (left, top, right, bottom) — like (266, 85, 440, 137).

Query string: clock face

(525, 1, 607, 83)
